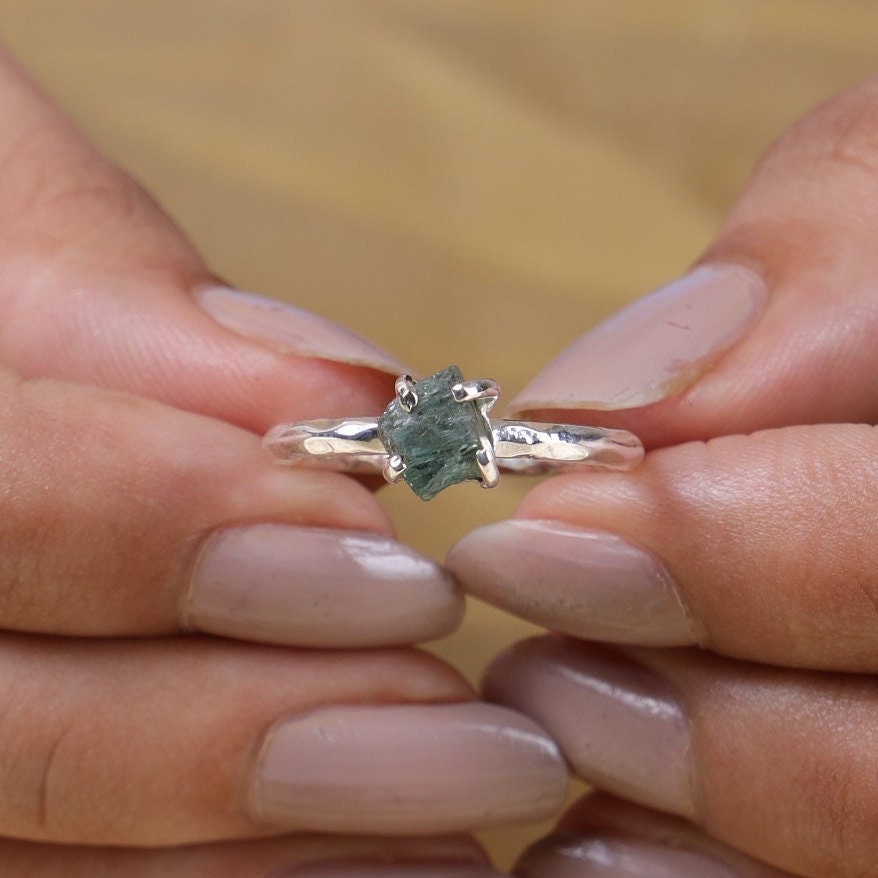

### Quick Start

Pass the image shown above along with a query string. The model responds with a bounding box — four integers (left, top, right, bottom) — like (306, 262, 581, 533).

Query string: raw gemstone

(378, 365, 492, 501)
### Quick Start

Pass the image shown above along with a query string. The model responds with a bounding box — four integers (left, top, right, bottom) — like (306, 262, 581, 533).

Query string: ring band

(264, 365, 644, 501)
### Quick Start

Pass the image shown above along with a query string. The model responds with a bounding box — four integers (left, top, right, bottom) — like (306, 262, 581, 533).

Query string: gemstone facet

(378, 365, 493, 501)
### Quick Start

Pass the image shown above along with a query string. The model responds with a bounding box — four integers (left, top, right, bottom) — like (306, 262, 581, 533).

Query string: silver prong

(395, 375, 418, 412)
(475, 435, 500, 489)
(383, 454, 407, 484)
(451, 378, 500, 404)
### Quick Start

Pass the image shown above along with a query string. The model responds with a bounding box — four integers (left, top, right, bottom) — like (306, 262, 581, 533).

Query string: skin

(0, 833, 490, 876)
(486, 73, 878, 877)
(4, 22, 878, 878)
(516, 793, 796, 877)
(0, 45, 492, 869)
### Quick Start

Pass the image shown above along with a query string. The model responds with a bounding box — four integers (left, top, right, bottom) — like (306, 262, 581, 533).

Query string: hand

(0, 48, 568, 874)
(448, 74, 878, 876)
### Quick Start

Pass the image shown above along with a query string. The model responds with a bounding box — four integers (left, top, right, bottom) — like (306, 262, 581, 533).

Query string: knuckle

(0, 119, 187, 287)
(0, 379, 188, 633)
(804, 757, 878, 878)
(822, 83, 878, 177)
(33, 721, 75, 836)
(792, 428, 878, 655)
(721, 77, 878, 254)
(0, 120, 146, 243)
(0, 382, 69, 624)
(771, 77, 878, 179)
(0, 669, 81, 839)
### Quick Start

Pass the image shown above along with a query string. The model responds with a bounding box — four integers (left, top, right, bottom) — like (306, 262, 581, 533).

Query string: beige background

(3, 1, 877, 867)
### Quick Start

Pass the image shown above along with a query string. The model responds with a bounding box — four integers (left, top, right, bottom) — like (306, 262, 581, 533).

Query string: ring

(264, 365, 644, 501)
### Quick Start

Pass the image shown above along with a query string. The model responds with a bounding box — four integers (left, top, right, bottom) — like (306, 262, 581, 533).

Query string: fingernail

(515, 832, 738, 878)
(269, 836, 493, 877)
(510, 264, 767, 413)
(251, 702, 569, 833)
(484, 637, 694, 818)
(196, 285, 408, 375)
(186, 525, 464, 647)
(275, 864, 505, 878)
(447, 520, 694, 647)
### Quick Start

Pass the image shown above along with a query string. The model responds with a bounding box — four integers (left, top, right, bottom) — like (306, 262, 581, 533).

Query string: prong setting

(475, 434, 500, 489)
(394, 375, 418, 412)
(383, 454, 407, 484)
(451, 378, 501, 489)
(451, 379, 500, 406)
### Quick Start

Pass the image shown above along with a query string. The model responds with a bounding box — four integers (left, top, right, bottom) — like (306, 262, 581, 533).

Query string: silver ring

(264, 365, 644, 501)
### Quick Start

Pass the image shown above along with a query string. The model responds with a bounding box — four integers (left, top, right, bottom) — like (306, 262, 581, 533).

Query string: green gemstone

(378, 365, 491, 501)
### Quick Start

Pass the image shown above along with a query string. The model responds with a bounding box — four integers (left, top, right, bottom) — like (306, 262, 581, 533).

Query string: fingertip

(511, 469, 638, 527)
(250, 701, 567, 835)
(195, 285, 410, 379)
(514, 792, 779, 878)
(0, 833, 492, 878)
(186, 524, 465, 649)
(448, 518, 694, 648)
(509, 78, 878, 445)
(274, 467, 397, 537)
(507, 265, 767, 417)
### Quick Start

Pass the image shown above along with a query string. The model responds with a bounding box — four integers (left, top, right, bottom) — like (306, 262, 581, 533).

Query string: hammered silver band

(264, 417, 644, 475)
(265, 367, 644, 500)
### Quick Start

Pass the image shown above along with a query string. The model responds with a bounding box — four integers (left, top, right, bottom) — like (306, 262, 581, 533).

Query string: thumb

(0, 47, 404, 432)
(510, 74, 878, 447)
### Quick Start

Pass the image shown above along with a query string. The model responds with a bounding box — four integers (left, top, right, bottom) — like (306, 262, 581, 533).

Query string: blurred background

(4, 0, 877, 867)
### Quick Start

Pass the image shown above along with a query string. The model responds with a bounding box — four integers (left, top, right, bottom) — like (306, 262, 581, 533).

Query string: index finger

(0, 370, 463, 645)
(509, 75, 878, 447)
(0, 45, 403, 431)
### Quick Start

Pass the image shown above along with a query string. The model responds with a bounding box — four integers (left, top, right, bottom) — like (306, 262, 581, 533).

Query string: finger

(0, 834, 496, 878)
(515, 793, 795, 877)
(0, 370, 463, 645)
(0, 46, 404, 431)
(508, 74, 878, 447)
(486, 635, 878, 878)
(449, 422, 878, 670)
(0, 635, 567, 845)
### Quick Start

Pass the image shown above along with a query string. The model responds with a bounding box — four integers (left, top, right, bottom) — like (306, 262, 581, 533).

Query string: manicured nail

(484, 637, 694, 817)
(252, 702, 569, 834)
(267, 836, 492, 878)
(510, 264, 767, 413)
(186, 525, 464, 647)
(515, 832, 739, 878)
(196, 285, 408, 374)
(447, 520, 694, 647)
(276, 864, 505, 878)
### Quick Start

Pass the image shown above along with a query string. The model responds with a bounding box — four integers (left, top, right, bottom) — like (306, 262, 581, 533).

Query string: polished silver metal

(491, 421, 643, 473)
(394, 375, 418, 412)
(475, 434, 501, 488)
(264, 370, 645, 488)
(383, 454, 407, 483)
(265, 417, 386, 473)
(265, 418, 643, 475)
(452, 379, 500, 404)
